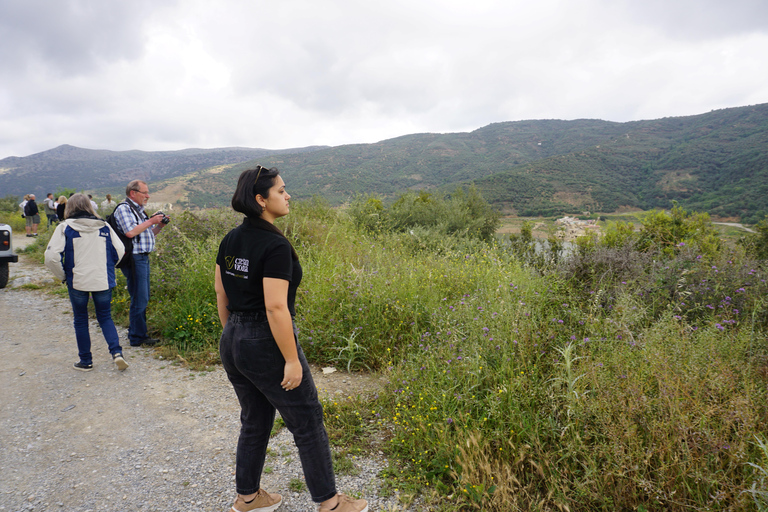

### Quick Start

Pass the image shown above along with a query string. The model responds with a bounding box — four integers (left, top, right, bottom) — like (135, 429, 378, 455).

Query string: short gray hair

(126, 180, 147, 197)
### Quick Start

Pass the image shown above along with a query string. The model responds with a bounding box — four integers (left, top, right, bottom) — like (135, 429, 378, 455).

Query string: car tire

(0, 261, 8, 289)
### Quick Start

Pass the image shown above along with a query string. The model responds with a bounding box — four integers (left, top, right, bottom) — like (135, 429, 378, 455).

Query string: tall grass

(106, 199, 768, 510)
(112, 209, 241, 365)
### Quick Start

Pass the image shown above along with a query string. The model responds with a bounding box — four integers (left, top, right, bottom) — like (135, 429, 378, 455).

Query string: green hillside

(3, 103, 767, 222)
(472, 105, 768, 221)
(179, 104, 768, 222)
(179, 118, 630, 207)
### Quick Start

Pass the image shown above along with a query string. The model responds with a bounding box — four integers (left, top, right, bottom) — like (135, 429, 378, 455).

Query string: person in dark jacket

(56, 196, 67, 222)
(24, 194, 40, 237)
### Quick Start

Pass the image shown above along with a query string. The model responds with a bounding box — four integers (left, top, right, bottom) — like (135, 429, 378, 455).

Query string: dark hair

(231, 165, 280, 217)
(231, 166, 298, 260)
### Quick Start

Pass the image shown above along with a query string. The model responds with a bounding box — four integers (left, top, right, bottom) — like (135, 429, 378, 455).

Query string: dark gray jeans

(219, 313, 336, 502)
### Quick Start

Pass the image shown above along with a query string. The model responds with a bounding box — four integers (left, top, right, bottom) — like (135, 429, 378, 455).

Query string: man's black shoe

(73, 361, 93, 372)
(129, 338, 160, 347)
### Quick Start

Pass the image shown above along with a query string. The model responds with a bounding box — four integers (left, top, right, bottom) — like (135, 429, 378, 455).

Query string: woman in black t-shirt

(56, 195, 67, 222)
(215, 166, 368, 512)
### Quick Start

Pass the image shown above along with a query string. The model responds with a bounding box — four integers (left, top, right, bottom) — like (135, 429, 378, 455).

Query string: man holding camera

(114, 180, 170, 347)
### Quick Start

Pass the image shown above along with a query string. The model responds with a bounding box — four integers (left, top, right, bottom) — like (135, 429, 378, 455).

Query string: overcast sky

(1, 0, 766, 159)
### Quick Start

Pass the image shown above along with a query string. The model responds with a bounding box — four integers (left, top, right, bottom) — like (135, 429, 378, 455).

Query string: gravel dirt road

(0, 239, 401, 512)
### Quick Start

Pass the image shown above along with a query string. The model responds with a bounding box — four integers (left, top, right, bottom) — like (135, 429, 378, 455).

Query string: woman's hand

(281, 360, 303, 391)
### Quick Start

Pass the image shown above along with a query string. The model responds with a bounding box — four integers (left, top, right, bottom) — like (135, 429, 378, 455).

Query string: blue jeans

(219, 314, 337, 502)
(68, 287, 122, 365)
(121, 253, 150, 344)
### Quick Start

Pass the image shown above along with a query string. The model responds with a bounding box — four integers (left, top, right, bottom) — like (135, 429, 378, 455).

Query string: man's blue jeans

(219, 314, 337, 502)
(68, 287, 122, 365)
(121, 253, 150, 345)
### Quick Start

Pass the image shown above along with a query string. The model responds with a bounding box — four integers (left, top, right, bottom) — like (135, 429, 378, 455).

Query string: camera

(153, 212, 171, 224)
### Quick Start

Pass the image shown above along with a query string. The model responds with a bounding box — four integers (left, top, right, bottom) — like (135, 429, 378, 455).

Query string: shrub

(740, 216, 768, 260)
(636, 203, 721, 258)
(349, 186, 500, 242)
(347, 194, 385, 234)
(0, 194, 21, 212)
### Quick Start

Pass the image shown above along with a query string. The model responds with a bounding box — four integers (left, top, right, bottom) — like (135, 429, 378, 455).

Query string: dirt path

(713, 222, 756, 233)
(0, 248, 396, 511)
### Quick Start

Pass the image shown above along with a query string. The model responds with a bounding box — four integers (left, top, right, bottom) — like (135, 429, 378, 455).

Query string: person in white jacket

(45, 193, 129, 372)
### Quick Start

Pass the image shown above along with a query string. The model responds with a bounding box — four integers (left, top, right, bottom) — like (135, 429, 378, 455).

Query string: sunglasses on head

(252, 165, 269, 195)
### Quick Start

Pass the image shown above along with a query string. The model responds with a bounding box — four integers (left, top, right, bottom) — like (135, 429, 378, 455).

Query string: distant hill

(472, 105, 768, 222)
(179, 118, 633, 208)
(0, 144, 326, 199)
(2, 104, 767, 222)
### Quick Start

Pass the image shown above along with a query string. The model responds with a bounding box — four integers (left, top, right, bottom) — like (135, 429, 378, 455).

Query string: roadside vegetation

(4, 190, 768, 510)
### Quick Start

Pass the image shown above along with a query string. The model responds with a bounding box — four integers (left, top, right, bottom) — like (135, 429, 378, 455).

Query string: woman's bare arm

(214, 265, 230, 327)
(263, 277, 302, 390)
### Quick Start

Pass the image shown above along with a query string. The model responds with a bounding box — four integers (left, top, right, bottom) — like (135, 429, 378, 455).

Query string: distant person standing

(45, 193, 128, 372)
(56, 196, 67, 222)
(19, 194, 29, 230)
(101, 194, 116, 211)
(24, 194, 40, 237)
(88, 194, 98, 212)
(43, 193, 58, 226)
(113, 180, 169, 347)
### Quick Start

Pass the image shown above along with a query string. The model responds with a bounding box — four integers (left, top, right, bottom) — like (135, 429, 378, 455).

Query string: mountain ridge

(2, 103, 766, 222)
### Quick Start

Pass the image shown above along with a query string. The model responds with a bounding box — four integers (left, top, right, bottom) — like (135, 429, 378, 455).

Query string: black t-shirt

(216, 218, 302, 316)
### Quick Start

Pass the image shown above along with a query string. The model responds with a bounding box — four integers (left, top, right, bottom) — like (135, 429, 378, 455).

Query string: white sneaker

(113, 353, 129, 371)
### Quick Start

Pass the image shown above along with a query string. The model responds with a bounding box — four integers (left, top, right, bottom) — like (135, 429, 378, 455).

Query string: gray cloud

(0, 0, 169, 78)
(0, 0, 766, 158)
(616, 0, 768, 39)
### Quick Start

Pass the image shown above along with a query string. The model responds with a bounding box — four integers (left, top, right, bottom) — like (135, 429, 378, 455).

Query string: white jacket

(45, 216, 125, 291)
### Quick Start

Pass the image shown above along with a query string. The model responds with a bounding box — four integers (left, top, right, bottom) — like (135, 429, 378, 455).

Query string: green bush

(349, 186, 500, 242)
(636, 203, 722, 258)
(0, 211, 26, 232)
(0, 194, 21, 213)
(740, 216, 768, 260)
